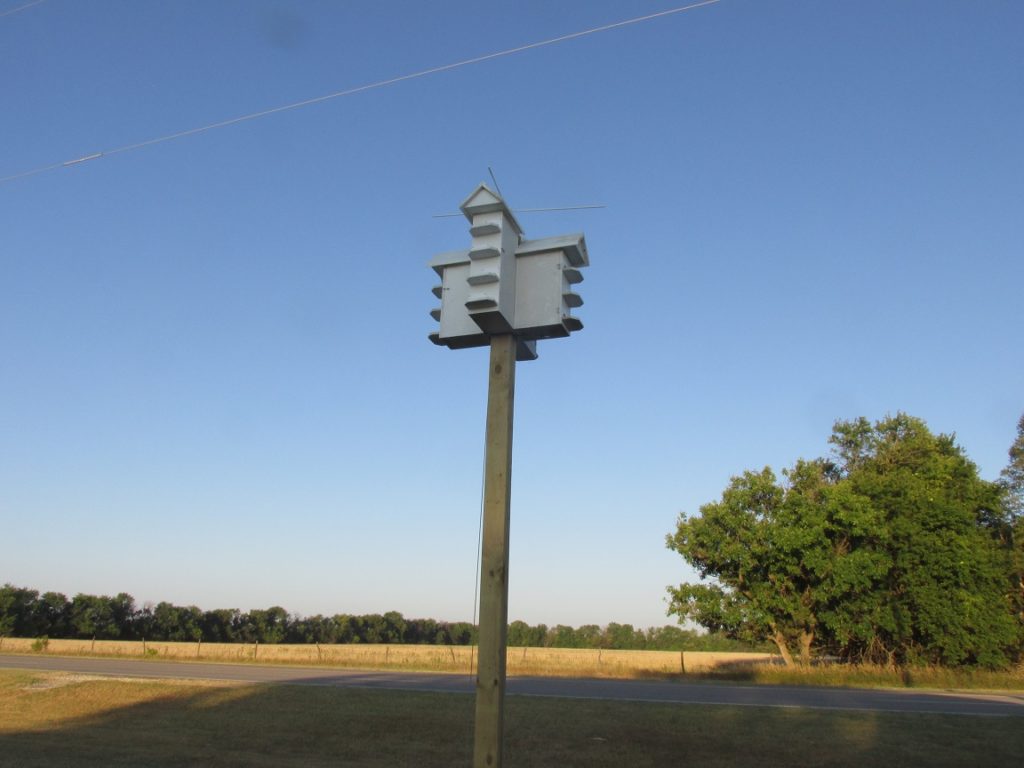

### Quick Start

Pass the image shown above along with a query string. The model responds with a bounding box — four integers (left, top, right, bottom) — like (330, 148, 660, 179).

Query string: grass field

(0, 637, 773, 677)
(4, 637, 1024, 690)
(1, 669, 1021, 767)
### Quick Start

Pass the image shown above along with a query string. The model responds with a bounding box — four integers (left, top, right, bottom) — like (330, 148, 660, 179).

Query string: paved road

(2, 654, 1022, 717)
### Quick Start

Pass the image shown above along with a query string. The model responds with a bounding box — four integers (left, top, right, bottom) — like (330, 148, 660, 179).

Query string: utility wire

(433, 204, 606, 218)
(0, 0, 720, 185)
(0, 0, 46, 19)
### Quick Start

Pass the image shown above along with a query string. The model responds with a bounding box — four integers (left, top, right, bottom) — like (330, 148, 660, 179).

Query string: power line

(0, 0, 46, 19)
(0, 0, 721, 185)
(433, 204, 606, 219)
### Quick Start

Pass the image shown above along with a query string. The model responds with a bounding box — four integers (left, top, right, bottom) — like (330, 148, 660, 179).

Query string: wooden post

(473, 334, 516, 768)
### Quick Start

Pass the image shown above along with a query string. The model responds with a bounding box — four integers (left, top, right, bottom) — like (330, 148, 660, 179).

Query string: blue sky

(2, 0, 1021, 630)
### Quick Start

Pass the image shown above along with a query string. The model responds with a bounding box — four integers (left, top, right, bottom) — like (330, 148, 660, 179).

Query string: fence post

(680, 651, 686, 674)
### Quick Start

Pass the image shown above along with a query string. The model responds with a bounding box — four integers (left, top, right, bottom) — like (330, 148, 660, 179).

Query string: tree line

(0, 586, 762, 652)
(667, 413, 1024, 669)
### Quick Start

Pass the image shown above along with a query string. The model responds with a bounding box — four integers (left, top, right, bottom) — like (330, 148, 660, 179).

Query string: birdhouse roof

(459, 183, 524, 236)
(428, 248, 470, 277)
(517, 233, 589, 267)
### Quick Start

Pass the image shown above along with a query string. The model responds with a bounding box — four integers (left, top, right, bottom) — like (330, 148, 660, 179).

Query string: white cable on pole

(470, 436, 487, 679)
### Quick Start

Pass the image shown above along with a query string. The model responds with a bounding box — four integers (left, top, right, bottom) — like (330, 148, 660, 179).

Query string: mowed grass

(1, 670, 1022, 767)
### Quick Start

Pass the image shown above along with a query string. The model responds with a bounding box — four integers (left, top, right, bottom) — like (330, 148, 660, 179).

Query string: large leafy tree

(34, 592, 71, 637)
(667, 415, 1019, 668)
(666, 461, 870, 666)
(68, 593, 121, 639)
(1001, 414, 1024, 518)
(148, 601, 204, 641)
(998, 413, 1024, 634)
(200, 608, 240, 643)
(833, 416, 1016, 666)
(0, 585, 27, 637)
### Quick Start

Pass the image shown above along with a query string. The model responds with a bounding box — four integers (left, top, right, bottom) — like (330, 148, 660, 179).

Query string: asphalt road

(2, 654, 1022, 717)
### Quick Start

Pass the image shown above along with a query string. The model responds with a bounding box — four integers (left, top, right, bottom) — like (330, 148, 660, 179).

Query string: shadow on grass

(625, 658, 778, 684)
(0, 673, 474, 768)
(2, 671, 1023, 768)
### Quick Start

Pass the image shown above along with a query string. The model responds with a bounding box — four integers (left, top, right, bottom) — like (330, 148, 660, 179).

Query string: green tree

(667, 414, 1018, 668)
(287, 614, 338, 644)
(357, 614, 386, 644)
(431, 622, 455, 645)
(200, 608, 240, 643)
(507, 621, 547, 648)
(834, 415, 1016, 666)
(243, 607, 290, 644)
(381, 611, 407, 644)
(33, 592, 70, 637)
(0, 585, 24, 637)
(546, 625, 580, 648)
(644, 625, 694, 651)
(68, 594, 120, 639)
(666, 462, 850, 665)
(109, 593, 138, 639)
(332, 614, 359, 644)
(405, 617, 438, 645)
(575, 624, 603, 648)
(998, 413, 1024, 636)
(1000, 414, 1024, 519)
(151, 602, 180, 641)
(446, 621, 477, 645)
(603, 623, 644, 650)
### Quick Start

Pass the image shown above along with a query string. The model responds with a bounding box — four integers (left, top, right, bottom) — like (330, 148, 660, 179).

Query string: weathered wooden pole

(427, 183, 589, 766)
(473, 333, 516, 768)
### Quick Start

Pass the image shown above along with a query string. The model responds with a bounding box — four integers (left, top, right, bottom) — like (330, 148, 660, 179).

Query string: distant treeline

(0, 585, 766, 652)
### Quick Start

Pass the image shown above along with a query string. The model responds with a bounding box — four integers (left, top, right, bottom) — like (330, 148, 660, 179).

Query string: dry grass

(0, 637, 775, 678)
(5, 638, 1022, 691)
(1, 669, 1021, 768)
(506, 646, 774, 676)
(699, 660, 1024, 691)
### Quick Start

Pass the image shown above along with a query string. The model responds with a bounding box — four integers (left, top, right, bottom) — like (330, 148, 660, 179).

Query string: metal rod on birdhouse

(473, 333, 516, 768)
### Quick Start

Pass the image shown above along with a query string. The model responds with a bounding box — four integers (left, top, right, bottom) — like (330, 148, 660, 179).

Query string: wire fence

(0, 637, 777, 677)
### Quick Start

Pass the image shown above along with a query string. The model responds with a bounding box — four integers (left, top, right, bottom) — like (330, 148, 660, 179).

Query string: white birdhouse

(429, 184, 588, 361)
